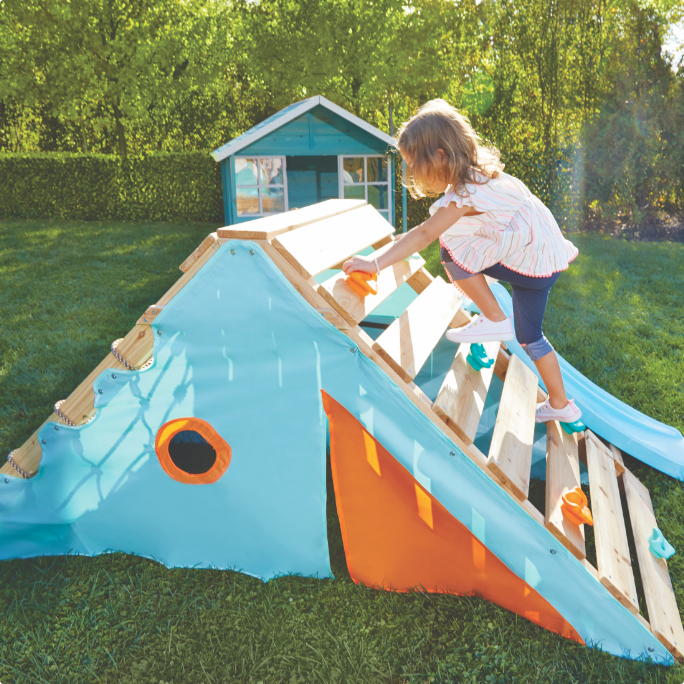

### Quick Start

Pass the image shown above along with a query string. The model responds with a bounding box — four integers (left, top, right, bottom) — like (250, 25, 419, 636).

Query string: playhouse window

(235, 157, 288, 216)
(339, 156, 390, 222)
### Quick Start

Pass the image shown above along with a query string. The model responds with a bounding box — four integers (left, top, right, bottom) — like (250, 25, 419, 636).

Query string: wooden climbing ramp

(4, 199, 682, 663)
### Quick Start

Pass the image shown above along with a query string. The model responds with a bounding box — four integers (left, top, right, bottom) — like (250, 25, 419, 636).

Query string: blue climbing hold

(649, 528, 675, 560)
(560, 420, 586, 435)
(466, 343, 495, 372)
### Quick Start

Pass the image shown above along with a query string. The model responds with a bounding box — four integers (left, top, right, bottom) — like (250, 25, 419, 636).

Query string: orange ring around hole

(155, 417, 231, 485)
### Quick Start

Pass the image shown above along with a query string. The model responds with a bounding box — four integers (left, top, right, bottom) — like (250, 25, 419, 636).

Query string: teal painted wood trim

(220, 159, 232, 225)
(229, 156, 237, 225)
(241, 106, 389, 157)
(401, 161, 407, 233)
(389, 153, 395, 228)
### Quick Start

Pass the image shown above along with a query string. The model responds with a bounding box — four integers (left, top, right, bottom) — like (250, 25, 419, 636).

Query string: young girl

(342, 99, 581, 424)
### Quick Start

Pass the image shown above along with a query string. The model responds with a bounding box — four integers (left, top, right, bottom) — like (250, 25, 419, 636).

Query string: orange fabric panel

(322, 392, 583, 644)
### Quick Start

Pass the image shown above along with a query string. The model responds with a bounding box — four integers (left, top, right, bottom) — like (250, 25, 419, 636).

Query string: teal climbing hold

(466, 343, 495, 372)
(560, 420, 586, 435)
(649, 528, 675, 560)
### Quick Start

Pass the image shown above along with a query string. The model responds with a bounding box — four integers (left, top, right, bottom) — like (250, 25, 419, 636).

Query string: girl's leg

(454, 274, 508, 323)
(509, 281, 571, 410)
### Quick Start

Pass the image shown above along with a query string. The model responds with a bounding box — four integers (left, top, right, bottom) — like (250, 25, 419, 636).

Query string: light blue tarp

(0, 242, 671, 663)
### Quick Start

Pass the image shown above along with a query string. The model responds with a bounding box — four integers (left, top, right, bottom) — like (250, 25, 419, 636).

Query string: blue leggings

(440, 247, 559, 361)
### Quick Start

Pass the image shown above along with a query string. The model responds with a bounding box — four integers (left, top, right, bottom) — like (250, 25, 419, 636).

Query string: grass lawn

(0, 218, 683, 684)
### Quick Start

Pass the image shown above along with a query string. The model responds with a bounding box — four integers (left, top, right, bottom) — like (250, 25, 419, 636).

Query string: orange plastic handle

(561, 486, 594, 527)
(346, 271, 378, 298)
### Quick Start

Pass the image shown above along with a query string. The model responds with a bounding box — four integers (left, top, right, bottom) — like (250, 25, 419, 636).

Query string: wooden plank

(218, 199, 366, 241)
(585, 430, 640, 614)
(493, 346, 547, 403)
(136, 305, 164, 326)
(318, 253, 426, 326)
(315, 307, 350, 330)
(406, 266, 433, 294)
(157, 238, 222, 307)
(179, 233, 220, 272)
(545, 421, 586, 560)
(372, 277, 462, 383)
(258, 239, 550, 532)
(0, 415, 60, 478)
(486, 354, 537, 501)
(432, 341, 500, 445)
(622, 468, 684, 659)
(609, 443, 626, 475)
(271, 204, 394, 279)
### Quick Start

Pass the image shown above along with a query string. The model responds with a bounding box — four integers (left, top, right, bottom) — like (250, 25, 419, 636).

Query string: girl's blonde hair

(396, 99, 504, 199)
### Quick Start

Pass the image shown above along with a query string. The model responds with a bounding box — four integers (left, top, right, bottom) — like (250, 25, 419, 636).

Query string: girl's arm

(342, 202, 467, 275)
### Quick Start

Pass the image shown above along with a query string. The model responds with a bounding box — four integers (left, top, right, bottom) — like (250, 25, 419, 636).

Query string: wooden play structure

(3, 199, 682, 662)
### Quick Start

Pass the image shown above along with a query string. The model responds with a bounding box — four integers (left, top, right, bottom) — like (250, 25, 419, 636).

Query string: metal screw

(152, 310, 157, 314)
(157, 330, 162, 336)
(230, 249, 236, 255)
(53, 426, 59, 431)
(4, 478, 9, 483)
(449, 451, 456, 457)
(550, 549, 557, 554)
(98, 389, 104, 395)
(648, 647, 654, 652)
(350, 348, 357, 353)
(41, 439, 47, 444)
(143, 318, 148, 322)
(249, 250, 255, 255)
(111, 374, 117, 379)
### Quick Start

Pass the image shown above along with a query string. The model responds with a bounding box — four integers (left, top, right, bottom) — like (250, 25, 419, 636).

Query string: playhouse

(211, 96, 405, 229)
(1, 199, 683, 665)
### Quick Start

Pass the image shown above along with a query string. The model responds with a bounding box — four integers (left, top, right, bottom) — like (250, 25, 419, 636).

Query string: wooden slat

(179, 232, 220, 272)
(545, 421, 586, 560)
(317, 253, 426, 326)
(272, 204, 394, 279)
(432, 341, 500, 445)
(372, 277, 462, 383)
(486, 354, 537, 501)
(622, 468, 684, 659)
(609, 443, 626, 475)
(217, 199, 366, 240)
(585, 430, 640, 614)
(493, 346, 547, 403)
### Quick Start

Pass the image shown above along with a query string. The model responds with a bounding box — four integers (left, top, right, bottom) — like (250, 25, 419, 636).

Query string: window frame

(338, 155, 391, 222)
(235, 156, 289, 217)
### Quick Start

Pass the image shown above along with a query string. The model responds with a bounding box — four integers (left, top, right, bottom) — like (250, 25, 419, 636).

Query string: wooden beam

(217, 199, 366, 241)
(545, 421, 586, 560)
(432, 341, 500, 445)
(271, 204, 394, 279)
(372, 277, 462, 383)
(609, 443, 626, 475)
(179, 233, 221, 272)
(622, 468, 684, 660)
(585, 430, 640, 615)
(486, 354, 537, 501)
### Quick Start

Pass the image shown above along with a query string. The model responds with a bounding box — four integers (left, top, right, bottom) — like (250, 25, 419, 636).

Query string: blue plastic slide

(484, 283, 684, 481)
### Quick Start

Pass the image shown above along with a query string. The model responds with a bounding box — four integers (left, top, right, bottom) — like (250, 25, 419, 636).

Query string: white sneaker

(445, 314, 515, 343)
(535, 398, 582, 424)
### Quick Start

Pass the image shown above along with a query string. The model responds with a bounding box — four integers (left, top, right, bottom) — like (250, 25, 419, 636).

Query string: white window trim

(338, 155, 390, 218)
(235, 156, 289, 217)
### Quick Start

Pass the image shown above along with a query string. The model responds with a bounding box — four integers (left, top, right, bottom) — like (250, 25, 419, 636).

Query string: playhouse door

(286, 156, 338, 210)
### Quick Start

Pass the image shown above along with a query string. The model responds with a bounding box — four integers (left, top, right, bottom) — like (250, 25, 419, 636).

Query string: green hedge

(0, 152, 223, 222)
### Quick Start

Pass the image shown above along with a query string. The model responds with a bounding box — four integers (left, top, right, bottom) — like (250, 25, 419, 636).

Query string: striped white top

(430, 171, 578, 277)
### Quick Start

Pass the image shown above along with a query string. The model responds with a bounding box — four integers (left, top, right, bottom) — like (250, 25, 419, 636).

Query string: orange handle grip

(346, 271, 378, 298)
(561, 486, 594, 527)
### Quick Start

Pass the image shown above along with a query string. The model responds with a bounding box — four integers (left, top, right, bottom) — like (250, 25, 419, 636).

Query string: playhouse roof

(210, 96, 396, 163)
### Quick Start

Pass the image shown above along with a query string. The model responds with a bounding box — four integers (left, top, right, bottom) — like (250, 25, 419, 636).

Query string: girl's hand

(342, 255, 377, 275)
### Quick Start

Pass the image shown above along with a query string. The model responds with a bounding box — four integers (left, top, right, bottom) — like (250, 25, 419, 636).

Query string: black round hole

(168, 430, 217, 475)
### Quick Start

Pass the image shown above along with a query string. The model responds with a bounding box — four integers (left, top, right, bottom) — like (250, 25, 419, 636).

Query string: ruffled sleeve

(428, 187, 471, 216)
